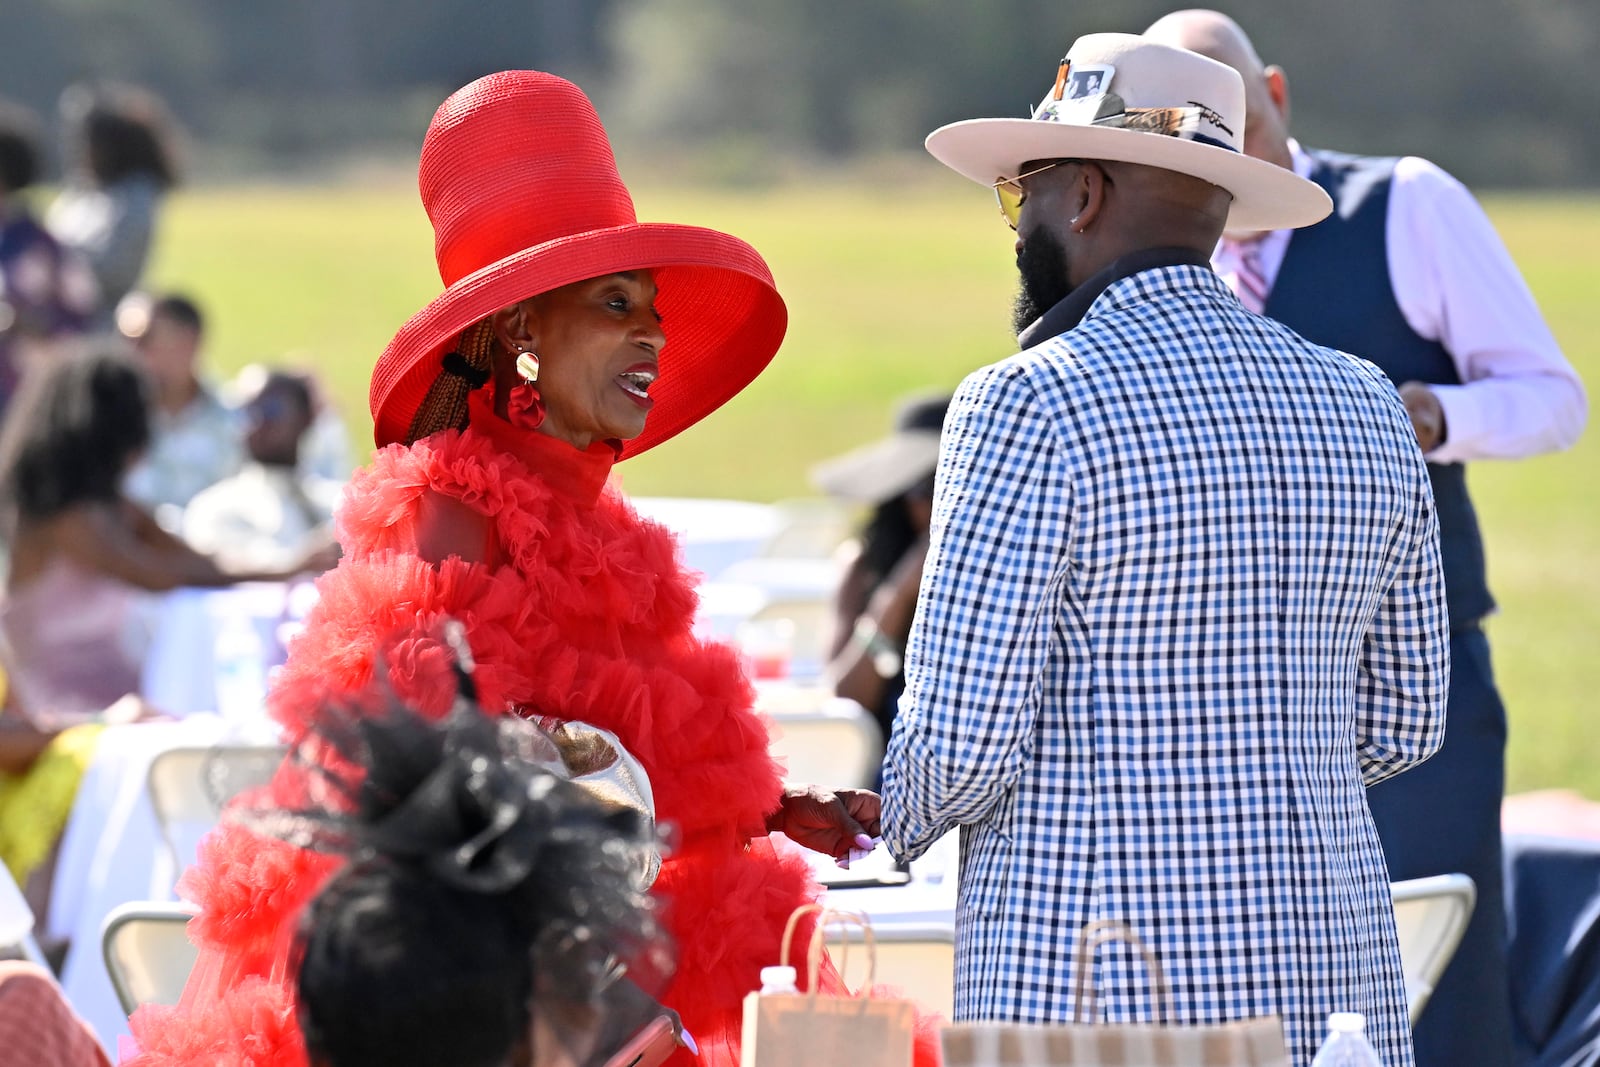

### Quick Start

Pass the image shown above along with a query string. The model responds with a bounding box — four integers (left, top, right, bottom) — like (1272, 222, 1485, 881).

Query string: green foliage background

(2, 0, 1597, 187)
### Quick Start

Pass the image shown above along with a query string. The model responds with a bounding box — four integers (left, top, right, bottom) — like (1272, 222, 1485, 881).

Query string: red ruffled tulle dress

(124, 392, 939, 1066)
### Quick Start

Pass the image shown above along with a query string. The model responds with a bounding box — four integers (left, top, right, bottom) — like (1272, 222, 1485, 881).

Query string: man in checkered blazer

(881, 34, 1449, 1067)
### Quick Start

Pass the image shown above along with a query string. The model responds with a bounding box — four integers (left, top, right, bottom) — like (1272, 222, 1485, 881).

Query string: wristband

(852, 616, 904, 680)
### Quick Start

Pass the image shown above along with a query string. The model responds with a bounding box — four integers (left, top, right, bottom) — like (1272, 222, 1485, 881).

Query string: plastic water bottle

(1310, 1012, 1384, 1066)
(758, 965, 798, 996)
(213, 610, 267, 732)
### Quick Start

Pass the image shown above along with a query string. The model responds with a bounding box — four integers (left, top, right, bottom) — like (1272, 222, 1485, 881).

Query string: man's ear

(1264, 65, 1291, 126)
(1074, 162, 1110, 233)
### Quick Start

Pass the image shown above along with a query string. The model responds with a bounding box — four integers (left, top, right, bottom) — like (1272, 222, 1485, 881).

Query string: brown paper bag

(739, 904, 916, 1067)
(941, 920, 1290, 1067)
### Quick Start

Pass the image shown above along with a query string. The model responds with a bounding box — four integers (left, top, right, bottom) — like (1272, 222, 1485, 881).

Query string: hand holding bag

(739, 904, 916, 1067)
(941, 920, 1290, 1067)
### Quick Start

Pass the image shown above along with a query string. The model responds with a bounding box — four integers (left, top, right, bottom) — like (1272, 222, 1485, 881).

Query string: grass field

(144, 178, 1597, 796)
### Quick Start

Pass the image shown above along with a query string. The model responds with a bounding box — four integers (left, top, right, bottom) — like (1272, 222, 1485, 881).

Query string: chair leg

(20, 933, 50, 972)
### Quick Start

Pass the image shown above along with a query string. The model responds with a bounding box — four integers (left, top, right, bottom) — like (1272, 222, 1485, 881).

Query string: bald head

(1145, 10, 1264, 80)
(1144, 9, 1294, 172)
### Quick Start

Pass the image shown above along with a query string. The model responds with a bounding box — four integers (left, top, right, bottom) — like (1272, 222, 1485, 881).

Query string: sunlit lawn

(145, 177, 1598, 796)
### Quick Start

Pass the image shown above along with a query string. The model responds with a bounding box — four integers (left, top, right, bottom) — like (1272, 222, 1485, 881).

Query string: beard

(1011, 226, 1074, 336)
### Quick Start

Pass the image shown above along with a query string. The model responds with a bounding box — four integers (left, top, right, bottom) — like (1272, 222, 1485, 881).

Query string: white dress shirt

(181, 462, 340, 570)
(1213, 141, 1586, 465)
(123, 382, 245, 514)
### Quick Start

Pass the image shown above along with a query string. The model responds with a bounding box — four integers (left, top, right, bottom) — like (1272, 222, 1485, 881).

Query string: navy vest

(1265, 149, 1492, 629)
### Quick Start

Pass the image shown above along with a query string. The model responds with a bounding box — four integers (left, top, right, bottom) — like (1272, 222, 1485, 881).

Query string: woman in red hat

(124, 72, 929, 1067)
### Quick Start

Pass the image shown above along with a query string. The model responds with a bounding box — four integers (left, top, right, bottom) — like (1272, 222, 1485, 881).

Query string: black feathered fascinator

(246, 622, 673, 1067)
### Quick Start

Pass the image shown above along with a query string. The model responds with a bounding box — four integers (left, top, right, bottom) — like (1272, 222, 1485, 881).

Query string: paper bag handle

(777, 903, 877, 999)
(1071, 919, 1172, 1024)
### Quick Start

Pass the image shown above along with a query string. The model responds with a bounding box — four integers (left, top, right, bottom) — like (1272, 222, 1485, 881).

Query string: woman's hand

(765, 785, 882, 859)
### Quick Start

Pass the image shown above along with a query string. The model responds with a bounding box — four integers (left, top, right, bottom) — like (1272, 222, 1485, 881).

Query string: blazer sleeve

(1355, 463, 1451, 786)
(881, 362, 1073, 860)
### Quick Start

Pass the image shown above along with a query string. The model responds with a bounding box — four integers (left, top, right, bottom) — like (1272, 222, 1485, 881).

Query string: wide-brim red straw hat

(369, 71, 788, 456)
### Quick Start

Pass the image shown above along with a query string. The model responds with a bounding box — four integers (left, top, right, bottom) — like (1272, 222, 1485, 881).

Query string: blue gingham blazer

(882, 263, 1448, 1067)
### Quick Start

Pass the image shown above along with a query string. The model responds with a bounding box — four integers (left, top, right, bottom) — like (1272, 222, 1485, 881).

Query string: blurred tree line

(2, 0, 1594, 187)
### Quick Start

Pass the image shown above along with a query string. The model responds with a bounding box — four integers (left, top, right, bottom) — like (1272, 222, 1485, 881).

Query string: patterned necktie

(1231, 237, 1269, 314)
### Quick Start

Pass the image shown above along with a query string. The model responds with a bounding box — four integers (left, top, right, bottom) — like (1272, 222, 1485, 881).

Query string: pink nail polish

(853, 833, 874, 850)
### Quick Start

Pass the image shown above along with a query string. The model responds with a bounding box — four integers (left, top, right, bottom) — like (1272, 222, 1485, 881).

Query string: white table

(812, 830, 960, 928)
(51, 715, 238, 1056)
(141, 581, 318, 718)
(630, 496, 781, 581)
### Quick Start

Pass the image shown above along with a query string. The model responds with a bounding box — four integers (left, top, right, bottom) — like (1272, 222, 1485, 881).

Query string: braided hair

(404, 320, 500, 445)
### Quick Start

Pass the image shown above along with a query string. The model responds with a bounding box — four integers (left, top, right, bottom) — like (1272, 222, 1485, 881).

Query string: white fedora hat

(926, 33, 1331, 233)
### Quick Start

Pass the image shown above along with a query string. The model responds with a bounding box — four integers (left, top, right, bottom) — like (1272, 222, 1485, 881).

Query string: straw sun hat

(925, 33, 1331, 233)
(810, 394, 950, 504)
(369, 71, 788, 455)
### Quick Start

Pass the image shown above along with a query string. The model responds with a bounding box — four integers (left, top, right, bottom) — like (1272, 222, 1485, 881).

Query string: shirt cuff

(880, 775, 946, 863)
(1423, 383, 1483, 465)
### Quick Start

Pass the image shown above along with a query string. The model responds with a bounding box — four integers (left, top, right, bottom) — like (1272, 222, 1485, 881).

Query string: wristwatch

(852, 616, 904, 680)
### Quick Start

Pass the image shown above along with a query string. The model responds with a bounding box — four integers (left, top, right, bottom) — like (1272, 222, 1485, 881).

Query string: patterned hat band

(1032, 90, 1238, 155)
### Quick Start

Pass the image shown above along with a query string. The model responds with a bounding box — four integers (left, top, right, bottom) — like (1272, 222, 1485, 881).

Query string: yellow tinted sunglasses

(991, 159, 1080, 231)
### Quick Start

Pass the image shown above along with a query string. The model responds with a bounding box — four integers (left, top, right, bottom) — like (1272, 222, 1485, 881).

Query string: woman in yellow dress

(0, 660, 103, 921)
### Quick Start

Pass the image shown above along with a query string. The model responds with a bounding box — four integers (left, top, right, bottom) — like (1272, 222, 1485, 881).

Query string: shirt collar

(1017, 246, 1214, 348)
(1288, 138, 1313, 179)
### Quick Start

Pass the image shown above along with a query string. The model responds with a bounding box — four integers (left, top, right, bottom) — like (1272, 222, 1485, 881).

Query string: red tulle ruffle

(124, 425, 941, 1067)
(125, 976, 304, 1066)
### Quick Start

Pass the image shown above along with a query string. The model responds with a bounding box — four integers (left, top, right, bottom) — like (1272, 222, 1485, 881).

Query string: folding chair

(823, 920, 956, 1019)
(1391, 873, 1476, 1023)
(102, 902, 198, 1016)
(145, 744, 285, 879)
(760, 694, 883, 789)
(0, 862, 50, 969)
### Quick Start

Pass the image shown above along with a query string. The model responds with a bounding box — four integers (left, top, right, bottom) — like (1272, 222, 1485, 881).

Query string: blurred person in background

(46, 83, 179, 321)
(183, 368, 341, 574)
(1145, 13, 1590, 1065)
(0, 99, 97, 421)
(0, 652, 156, 947)
(811, 393, 949, 748)
(0, 653, 104, 928)
(270, 358, 358, 485)
(118, 292, 245, 520)
(0, 345, 333, 718)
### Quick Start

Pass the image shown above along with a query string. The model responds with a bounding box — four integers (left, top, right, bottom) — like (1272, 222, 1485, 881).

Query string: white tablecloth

(51, 715, 236, 1056)
(815, 830, 960, 928)
(142, 581, 317, 718)
(631, 496, 781, 581)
